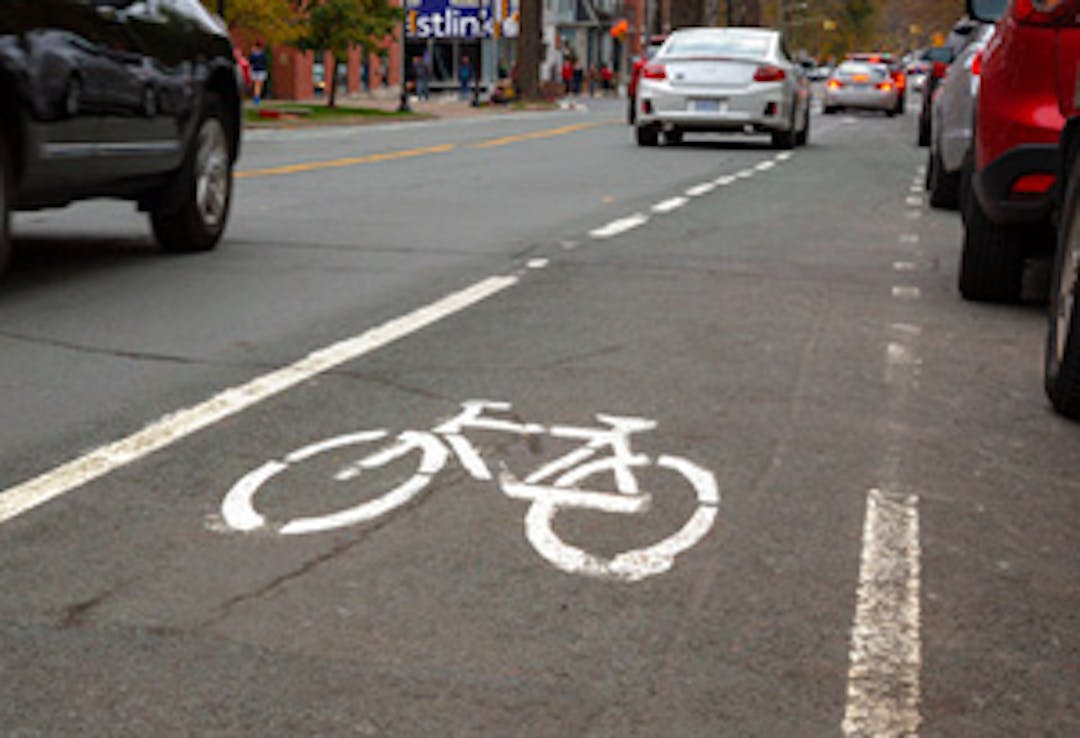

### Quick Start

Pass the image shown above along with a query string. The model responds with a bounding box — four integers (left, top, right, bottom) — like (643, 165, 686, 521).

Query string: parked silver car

(634, 27, 811, 149)
(926, 23, 996, 209)
(822, 62, 900, 116)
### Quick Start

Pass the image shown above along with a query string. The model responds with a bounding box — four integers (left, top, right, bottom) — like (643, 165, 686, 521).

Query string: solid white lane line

(527, 258, 550, 269)
(842, 488, 922, 738)
(653, 197, 689, 214)
(589, 213, 649, 239)
(892, 286, 922, 300)
(0, 275, 520, 526)
(686, 183, 716, 197)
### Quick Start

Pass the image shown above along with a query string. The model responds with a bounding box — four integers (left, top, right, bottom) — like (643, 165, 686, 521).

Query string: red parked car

(959, 0, 1079, 304)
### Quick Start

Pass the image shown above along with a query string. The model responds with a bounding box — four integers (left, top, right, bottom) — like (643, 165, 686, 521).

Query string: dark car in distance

(0, 0, 243, 277)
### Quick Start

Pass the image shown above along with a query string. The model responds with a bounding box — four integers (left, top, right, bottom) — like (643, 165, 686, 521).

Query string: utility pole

(518, 0, 541, 99)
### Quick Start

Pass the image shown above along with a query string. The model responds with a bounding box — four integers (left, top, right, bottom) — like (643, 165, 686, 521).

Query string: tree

(200, 0, 302, 46)
(294, 0, 403, 108)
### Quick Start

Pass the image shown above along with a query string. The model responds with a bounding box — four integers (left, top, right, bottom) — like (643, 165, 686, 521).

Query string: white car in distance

(634, 27, 811, 149)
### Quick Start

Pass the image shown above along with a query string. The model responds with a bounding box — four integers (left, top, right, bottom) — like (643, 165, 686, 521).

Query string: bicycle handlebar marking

(219, 400, 720, 582)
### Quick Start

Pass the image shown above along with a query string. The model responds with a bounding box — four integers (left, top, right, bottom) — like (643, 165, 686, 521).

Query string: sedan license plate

(691, 99, 726, 113)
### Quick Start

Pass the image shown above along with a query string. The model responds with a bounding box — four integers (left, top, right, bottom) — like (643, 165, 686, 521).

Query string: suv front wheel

(150, 94, 232, 253)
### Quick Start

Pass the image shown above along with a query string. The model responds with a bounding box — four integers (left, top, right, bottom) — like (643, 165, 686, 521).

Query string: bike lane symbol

(219, 400, 719, 582)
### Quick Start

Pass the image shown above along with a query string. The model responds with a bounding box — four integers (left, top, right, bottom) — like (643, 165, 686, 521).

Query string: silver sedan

(822, 62, 901, 116)
(634, 27, 811, 149)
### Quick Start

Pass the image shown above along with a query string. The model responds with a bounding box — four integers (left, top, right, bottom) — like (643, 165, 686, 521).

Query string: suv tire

(1046, 153, 1080, 418)
(958, 188, 1025, 303)
(795, 107, 810, 146)
(150, 94, 232, 253)
(927, 147, 960, 209)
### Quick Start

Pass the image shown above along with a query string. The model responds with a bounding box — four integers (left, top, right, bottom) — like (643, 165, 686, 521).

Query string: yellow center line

(466, 120, 611, 149)
(235, 119, 615, 179)
(236, 143, 457, 179)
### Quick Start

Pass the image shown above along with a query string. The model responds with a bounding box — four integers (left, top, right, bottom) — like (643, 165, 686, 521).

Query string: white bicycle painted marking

(220, 400, 719, 582)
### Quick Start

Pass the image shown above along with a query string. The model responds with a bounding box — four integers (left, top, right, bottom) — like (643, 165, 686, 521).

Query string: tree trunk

(518, 0, 541, 99)
(328, 57, 338, 108)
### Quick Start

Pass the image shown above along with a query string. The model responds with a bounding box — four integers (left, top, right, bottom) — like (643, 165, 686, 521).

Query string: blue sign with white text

(405, 0, 519, 40)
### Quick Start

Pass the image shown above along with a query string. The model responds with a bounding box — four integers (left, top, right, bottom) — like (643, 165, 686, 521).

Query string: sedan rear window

(836, 63, 888, 81)
(664, 34, 771, 60)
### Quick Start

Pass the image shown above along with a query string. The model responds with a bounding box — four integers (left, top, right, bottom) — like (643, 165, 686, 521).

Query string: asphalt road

(0, 98, 1077, 737)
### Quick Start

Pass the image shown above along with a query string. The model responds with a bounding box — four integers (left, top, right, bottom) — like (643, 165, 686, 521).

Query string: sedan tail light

(1014, 0, 1076, 25)
(932, 61, 948, 78)
(827, 79, 843, 90)
(877, 82, 894, 92)
(642, 63, 667, 80)
(754, 65, 786, 83)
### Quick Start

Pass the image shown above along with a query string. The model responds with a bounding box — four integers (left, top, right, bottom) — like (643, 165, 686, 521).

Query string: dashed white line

(905, 196, 923, 207)
(736, 169, 755, 179)
(842, 488, 922, 738)
(685, 183, 716, 197)
(906, 210, 923, 220)
(560, 240, 579, 250)
(0, 275, 520, 526)
(589, 213, 649, 239)
(892, 286, 922, 300)
(886, 341, 921, 367)
(652, 197, 689, 214)
(527, 258, 550, 269)
(714, 175, 737, 186)
(893, 261, 918, 272)
(755, 160, 777, 172)
(775, 152, 794, 162)
(899, 234, 920, 244)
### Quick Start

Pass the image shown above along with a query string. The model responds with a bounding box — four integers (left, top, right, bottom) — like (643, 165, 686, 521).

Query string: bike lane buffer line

(0, 276, 519, 526)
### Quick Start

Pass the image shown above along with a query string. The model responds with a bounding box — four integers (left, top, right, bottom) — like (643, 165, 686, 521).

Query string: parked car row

(0, 0, 243, 277)
(924, 0, 1080, 419)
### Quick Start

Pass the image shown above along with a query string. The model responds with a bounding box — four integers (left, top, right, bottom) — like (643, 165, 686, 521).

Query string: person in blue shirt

(459, 55, 472, 100)
(249, 41, 268, 105)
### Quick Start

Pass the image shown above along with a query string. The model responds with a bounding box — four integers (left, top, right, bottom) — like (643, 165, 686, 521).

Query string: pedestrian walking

(249, 40, 268, 105)
(459, 55, 473, 100)
(413, 55, 430, 100)
(561, 58, 573, 94)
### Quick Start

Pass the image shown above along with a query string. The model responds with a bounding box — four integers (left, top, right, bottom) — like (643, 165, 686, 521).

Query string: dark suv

(0, 0, 242, 277)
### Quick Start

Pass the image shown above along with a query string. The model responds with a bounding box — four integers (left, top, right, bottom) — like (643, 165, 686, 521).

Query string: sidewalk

(246, 85, 608, 124)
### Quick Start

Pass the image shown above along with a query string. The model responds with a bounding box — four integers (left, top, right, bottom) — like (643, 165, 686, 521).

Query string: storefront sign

(405, 0, 519, 40)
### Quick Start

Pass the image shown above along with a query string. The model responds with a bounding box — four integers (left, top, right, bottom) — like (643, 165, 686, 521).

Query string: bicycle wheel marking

(218, 400, 721, 582)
